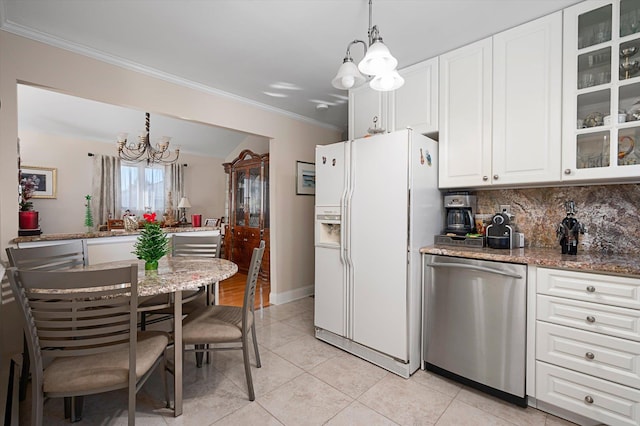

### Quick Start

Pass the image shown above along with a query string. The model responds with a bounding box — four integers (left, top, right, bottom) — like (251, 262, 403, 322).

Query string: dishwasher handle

(426, 261, 523, 279)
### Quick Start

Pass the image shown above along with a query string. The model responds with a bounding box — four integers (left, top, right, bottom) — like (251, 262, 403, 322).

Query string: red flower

(143, 212, 157, 223)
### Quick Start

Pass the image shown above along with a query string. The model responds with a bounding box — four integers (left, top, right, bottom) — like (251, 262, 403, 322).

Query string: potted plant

(133, 212, 169, 270)
(19, 175, 39, 230)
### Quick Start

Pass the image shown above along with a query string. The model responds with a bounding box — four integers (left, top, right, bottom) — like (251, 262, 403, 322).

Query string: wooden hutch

(223, 149, 269, 280)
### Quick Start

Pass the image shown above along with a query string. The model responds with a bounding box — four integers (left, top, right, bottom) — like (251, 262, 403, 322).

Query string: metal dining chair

(7, 264, 170, 426)
(181, 240, 265, 401)
(139, 234, 223, 330)
(5, 241, 88, 420)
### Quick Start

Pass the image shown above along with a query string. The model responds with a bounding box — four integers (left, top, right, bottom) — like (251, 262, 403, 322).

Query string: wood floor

(218, 273, 270, 308)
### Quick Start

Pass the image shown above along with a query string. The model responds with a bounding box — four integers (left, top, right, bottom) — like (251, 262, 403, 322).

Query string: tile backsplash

(475, 184, 640, 255)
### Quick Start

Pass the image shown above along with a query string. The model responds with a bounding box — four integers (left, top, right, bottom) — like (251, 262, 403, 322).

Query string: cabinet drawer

(537, 295, 640, 342)
(536, 361, 640, 426)
(537, 268, 640, 310)
(537, 322, 640, 389)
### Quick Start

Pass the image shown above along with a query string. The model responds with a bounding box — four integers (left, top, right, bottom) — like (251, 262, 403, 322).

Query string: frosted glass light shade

(332, 59, 367, 90)
(178, 197, 192, 208)
(358, 40, 398, 76)
(369, 70, 405, 91)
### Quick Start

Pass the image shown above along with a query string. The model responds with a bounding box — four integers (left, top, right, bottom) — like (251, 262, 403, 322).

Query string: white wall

(225, 134, 270, 163)
(0, 30, 342, 303)
(18, 129, 226, 234)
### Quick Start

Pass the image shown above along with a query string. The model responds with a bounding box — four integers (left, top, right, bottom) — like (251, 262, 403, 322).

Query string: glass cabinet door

(248, 166, 261, 228)
(566, 0, 640, 180)
(234, 169, 246, 226)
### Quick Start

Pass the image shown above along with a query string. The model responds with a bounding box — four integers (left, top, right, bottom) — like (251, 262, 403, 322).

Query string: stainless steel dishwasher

(422, 254, 527, 407)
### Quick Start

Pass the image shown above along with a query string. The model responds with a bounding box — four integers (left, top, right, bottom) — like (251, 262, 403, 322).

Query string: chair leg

(195, 345, 204, 368)
(32, 378, 43, 426)
(161, 352, 170, 409)
(251, 324, 261, 368)
(19, 336, 29, 401)
(140, 312, 147, 331)
(242, 335, 255, 401)
(64, 396, 84, 422)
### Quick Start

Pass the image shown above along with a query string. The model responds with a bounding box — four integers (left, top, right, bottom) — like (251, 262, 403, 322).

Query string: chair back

(172, 234, 222, 258)
(7, 265, 139, 380)
(242, 241, 266, 329)
(6, 240, 88, 271)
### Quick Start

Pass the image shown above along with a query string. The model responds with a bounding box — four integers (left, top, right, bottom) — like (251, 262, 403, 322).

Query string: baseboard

(269, 284, 314, 305)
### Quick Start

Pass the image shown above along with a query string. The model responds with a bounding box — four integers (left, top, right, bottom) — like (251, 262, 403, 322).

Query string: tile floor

(20, 297, 578, 425)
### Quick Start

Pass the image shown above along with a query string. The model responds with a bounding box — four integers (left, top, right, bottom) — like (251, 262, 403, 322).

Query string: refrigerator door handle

(425, 261, 523, 279)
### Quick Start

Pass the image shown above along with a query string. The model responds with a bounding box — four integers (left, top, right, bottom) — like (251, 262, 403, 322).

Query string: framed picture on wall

(296, 161, 315, 195)
(20, 166, 57, 199)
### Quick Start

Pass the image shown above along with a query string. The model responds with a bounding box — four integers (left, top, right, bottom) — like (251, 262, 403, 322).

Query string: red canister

(191, 214, 202, 227)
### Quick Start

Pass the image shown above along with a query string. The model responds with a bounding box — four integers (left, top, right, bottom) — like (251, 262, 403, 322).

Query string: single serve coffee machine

(443, 192, 476, 235)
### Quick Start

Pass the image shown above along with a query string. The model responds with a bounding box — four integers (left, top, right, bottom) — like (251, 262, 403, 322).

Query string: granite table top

(11, 226, 219, 244)
(420, 245, 640, 277)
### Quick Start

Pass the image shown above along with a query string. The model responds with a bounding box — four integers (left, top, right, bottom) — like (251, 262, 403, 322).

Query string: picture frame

(203, 218, 219, 227)
(20, 165, 57, 199)
(296, 161, 315, 195)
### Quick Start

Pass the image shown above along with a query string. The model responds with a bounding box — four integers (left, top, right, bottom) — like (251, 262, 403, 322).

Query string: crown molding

(0, 18, 342, 133)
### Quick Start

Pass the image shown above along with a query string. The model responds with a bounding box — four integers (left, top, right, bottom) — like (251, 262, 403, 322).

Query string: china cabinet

(439, 12, 562, 188)
(223, 149, 270, 280)
(563, 0, 640, 182)
(348, 57, 438, 140)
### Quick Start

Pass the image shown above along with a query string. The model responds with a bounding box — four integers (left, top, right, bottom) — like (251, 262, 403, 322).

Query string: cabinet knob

(482, 176, 489, 181)
(493, 174, 499, 180)
(584, 395, 594, 404)
(586, 315, 596, 323)
(564, 168, 571, 175)
(585, 352, 595, 360)
(586, 285, 596, 293)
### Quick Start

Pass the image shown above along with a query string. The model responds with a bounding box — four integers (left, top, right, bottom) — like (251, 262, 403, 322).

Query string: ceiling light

(116, 112, 179, 165)
(332, 0, 403, 92)
(263, 91, 288, 98)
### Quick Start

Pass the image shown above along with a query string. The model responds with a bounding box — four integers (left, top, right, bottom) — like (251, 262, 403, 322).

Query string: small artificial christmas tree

(84, 194, 94, 233)
(133, 212, 169, 270)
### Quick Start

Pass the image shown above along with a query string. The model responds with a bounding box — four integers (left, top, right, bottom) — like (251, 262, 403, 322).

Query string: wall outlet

(500, 204, 511, 214)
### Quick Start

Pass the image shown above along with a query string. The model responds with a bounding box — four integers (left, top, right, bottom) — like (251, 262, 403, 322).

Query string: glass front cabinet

(563, 0, 640, 181)
(223, 149, 270, 280)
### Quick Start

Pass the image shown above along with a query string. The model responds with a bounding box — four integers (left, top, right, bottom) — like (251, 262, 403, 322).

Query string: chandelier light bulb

(358, 39, 398, 76)
(369, 69, 405, 91)
(341, 75, 355, 89)
(332, 57, 366, 90)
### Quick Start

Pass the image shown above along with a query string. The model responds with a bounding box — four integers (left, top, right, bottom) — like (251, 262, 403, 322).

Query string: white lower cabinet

(535, 268, 640, 426)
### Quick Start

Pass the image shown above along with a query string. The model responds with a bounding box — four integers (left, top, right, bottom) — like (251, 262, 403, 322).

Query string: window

(120, 164, 165, 216)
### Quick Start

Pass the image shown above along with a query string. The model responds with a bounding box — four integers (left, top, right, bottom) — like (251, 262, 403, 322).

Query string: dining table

(83, 256, 238, 417)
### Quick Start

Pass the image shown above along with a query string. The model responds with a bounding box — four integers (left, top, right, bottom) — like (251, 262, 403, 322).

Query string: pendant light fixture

(116, 112, 180, 165)
(332, 0, 404, 91)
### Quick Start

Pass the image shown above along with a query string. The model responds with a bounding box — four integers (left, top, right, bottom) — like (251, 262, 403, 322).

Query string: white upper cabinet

(392, 57, 439, 135)
(348, 57, 438, 140)
(493, 12, 562, 185)
(562, 0, 640, 182)
(348, 84, 389, 140)
(439, 12, 562, 189)
(439, 38, 493, 188)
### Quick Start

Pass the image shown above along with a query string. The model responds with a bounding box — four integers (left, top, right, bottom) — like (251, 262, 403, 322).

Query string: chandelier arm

(345, 39, 368, 60)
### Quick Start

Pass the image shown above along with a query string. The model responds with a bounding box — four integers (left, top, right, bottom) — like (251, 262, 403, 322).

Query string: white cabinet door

(393, 57, 438, 135)
(439, 37, 492, 188)
(348, 84, 388, 140)
(492, 12, 562, 185)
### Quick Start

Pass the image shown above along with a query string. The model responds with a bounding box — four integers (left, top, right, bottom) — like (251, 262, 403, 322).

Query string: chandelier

(332, 0, 404, 92)
(116, 112, 180, 164)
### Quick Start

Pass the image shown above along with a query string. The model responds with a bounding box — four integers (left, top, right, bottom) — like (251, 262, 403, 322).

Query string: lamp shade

(332, 58, 367, 90)
(178, 197, 191, 209)
(358, 39, 398, 76)
(369, 69, 405, 91)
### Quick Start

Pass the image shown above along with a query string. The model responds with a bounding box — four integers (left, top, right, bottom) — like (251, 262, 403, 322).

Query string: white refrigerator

(314, 128, 442, 377)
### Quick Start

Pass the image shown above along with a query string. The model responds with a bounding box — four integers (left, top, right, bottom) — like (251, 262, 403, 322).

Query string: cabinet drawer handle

(493, 174, 499, 180)
(243, 238, 248, 241)
(585, 352, 595, 360)
(584, 395, 594, 404)
(482, 176, 489, 181)
(586, 315, 596, 323)
(586, 285, 596, 293)
(564, 168, 571, 175)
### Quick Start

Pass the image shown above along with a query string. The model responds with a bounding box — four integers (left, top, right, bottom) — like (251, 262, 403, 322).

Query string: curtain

(120, 163, 165, 217)
(92, 154, 121, 226)
(165, 163, 185, 219)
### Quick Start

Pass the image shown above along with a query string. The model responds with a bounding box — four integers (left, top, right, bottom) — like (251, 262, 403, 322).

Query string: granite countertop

(11, 226, 219, 244)
(420, 245, 640, 277)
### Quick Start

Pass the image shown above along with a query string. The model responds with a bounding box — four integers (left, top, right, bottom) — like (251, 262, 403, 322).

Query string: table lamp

(178, 196, 191, 223)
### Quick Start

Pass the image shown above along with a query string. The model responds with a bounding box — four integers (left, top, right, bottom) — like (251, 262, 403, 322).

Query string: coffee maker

(443, 193, 476, 235)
